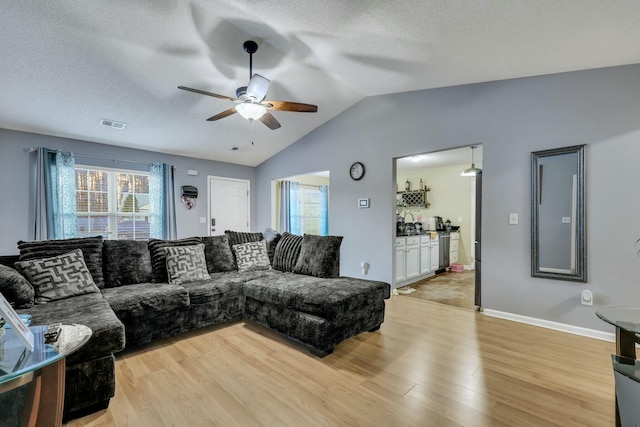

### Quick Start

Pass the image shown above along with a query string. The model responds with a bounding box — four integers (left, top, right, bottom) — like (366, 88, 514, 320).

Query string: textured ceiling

(1, 1, 640, 166)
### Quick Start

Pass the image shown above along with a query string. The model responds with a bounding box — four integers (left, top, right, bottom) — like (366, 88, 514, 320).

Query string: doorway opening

(271, 171, 330, 235)
(393, 146, 482, 310)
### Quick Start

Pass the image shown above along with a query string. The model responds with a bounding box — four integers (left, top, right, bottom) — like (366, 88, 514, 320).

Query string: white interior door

(208, 176, 250, 236)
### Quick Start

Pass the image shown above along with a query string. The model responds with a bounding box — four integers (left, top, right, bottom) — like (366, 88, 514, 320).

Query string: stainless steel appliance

(438, 231, 450, 273)
(433, 216, 445, 231)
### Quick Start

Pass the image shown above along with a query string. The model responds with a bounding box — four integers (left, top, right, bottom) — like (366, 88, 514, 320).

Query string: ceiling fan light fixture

(236, 102, 266, 120)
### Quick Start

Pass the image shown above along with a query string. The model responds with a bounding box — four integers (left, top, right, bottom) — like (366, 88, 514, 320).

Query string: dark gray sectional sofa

(0, 230, 390, 422)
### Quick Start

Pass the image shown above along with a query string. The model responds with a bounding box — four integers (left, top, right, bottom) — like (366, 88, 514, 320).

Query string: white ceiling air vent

(100, 118, 126, 130)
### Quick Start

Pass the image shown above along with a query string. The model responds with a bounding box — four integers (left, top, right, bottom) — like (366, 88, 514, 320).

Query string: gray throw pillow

(232, 241, 271, 272)
(163, 244, 211, 284)
(0, 264, 35, 308)
(102, 240, 154, 288)
(15, 249, 100, 304)
(262, 228, 282, 264)
(272, 232, 303, 272)
(148, 237, 203, 283)
(202, 235, 236, 273)
(17, 236, 105, 288)
(293, 234, 343, 278)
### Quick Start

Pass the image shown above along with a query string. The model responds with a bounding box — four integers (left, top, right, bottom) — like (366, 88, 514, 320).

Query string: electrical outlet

(581, 290, 593, 306)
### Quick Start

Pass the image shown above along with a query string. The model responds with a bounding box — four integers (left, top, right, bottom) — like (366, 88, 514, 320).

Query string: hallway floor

(397, 270, 475, 310)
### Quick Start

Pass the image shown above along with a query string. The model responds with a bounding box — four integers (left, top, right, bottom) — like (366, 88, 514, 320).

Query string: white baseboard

(482, 309, 615, 343)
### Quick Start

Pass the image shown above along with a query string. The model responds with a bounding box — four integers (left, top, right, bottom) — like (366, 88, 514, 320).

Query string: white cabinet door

(430, 242, 440, 271)
(450, 252, 459, 264)
(420, 244, 430, 274)
(395, 244, 406, 283)
(405, 244, 420, 280)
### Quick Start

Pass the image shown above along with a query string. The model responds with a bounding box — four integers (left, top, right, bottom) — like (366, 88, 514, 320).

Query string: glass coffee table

(0, 324, 91, 427)
(596, 307, 640, 427)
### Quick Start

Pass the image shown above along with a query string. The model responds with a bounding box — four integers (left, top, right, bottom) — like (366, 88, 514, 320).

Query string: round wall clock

(349, 162, 366, 181)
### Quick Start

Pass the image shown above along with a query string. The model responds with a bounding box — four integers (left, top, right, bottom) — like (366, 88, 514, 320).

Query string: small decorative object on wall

(0, 293, 34, 351)
(181, 185, 198, 209)
(358, 198, 370, 208)
(404, 179, 410, 191)
(349, 162, 365, 181)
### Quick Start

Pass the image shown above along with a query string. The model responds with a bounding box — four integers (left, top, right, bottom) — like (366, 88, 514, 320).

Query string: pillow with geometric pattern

(232, 241, 271, 272)
(163, 244, 211, 285)
(14, 248, 100, 304)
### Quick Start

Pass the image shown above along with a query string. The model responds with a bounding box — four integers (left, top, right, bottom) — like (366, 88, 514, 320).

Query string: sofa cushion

(164, 244, 211, 284)
(17, 292, 125, 365)
(17, 236, 105, 288)
(0, 264, 34, 308)
(242, 270, 390, 321)
(148, 237, 202, 283)
(15, 249, 100, 304)
(101, 282, 190, 319)
(272, 232, 303, 272)
(262, 228, 282, 264)
(293, 234, 343, 278)
(232, 241, 271, 272)
(179, 272, 245, 305)
(202, 235, 235, 273)
(102, 240, 154, 288)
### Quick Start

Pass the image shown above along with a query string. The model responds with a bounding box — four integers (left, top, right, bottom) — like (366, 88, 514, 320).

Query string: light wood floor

(66, 297, 615, 427)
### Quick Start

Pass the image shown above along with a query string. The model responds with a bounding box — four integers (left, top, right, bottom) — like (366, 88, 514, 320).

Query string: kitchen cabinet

(450, 232, 459, 265)
(430, 236, 440, 272)
(396, 235, 438, 285)
(405, 236, 420, 280)
(420, 235, 431, 275)
(395, 238, 406, 283)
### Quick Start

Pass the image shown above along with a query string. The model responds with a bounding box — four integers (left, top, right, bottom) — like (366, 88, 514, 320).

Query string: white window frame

(75, 164, 150, 240)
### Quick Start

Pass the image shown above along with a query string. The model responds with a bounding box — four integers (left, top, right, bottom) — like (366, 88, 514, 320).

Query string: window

(296, 185, 324, 235)
(75, 166, 151, 240)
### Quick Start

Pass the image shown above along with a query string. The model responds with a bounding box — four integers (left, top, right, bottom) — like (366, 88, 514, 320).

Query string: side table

(0, 324, 91, 427)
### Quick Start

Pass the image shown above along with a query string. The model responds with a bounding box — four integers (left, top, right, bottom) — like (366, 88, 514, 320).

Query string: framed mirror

(531, 145, 586, 282)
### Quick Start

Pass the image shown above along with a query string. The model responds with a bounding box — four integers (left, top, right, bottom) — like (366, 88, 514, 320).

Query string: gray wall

(0, 129, 256, 254)
(256, 63, 640, 332)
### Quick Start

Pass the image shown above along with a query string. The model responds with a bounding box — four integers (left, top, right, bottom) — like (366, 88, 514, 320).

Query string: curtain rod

(24, 147, 165, 167)
(74, 153, 150, 166)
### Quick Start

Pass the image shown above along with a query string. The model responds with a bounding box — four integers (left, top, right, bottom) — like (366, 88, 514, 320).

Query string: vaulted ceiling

(1, 1, 640, 166)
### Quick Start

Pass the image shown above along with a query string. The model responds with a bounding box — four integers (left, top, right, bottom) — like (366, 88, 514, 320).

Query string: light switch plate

(508, 213, 518, 225)
(199, 217, 206, 224)
(562, 217, 571, 224)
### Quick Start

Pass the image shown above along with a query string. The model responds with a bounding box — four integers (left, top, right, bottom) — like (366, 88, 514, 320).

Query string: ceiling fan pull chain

(251, 119, 255, 146)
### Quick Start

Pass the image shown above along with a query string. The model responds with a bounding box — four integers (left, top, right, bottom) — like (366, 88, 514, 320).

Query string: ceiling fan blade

(178, 86, 237, 102)
(259, 112, 281, 130)
(206, 107, 237, 121)
(264, 100, 318, 113)
(246, 74, 270, 101)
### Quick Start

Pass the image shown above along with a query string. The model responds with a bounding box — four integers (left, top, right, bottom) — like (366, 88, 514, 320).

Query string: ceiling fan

(178, 40, 318, 130)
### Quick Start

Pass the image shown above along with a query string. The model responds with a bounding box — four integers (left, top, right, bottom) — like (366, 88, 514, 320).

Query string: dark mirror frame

(531, 145, 586, 282)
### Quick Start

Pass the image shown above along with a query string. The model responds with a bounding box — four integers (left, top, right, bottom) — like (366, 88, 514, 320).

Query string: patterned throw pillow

(0, 264, 35, 308)
(293, 234, 343, 278)
(148, 237, 203, 283)
(14, 249, 100, 304)
(163, 244, 211, 285)
(232, 241, 271, 272)
(17, 236, 105, 288)
(272, 232, 303, 272)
